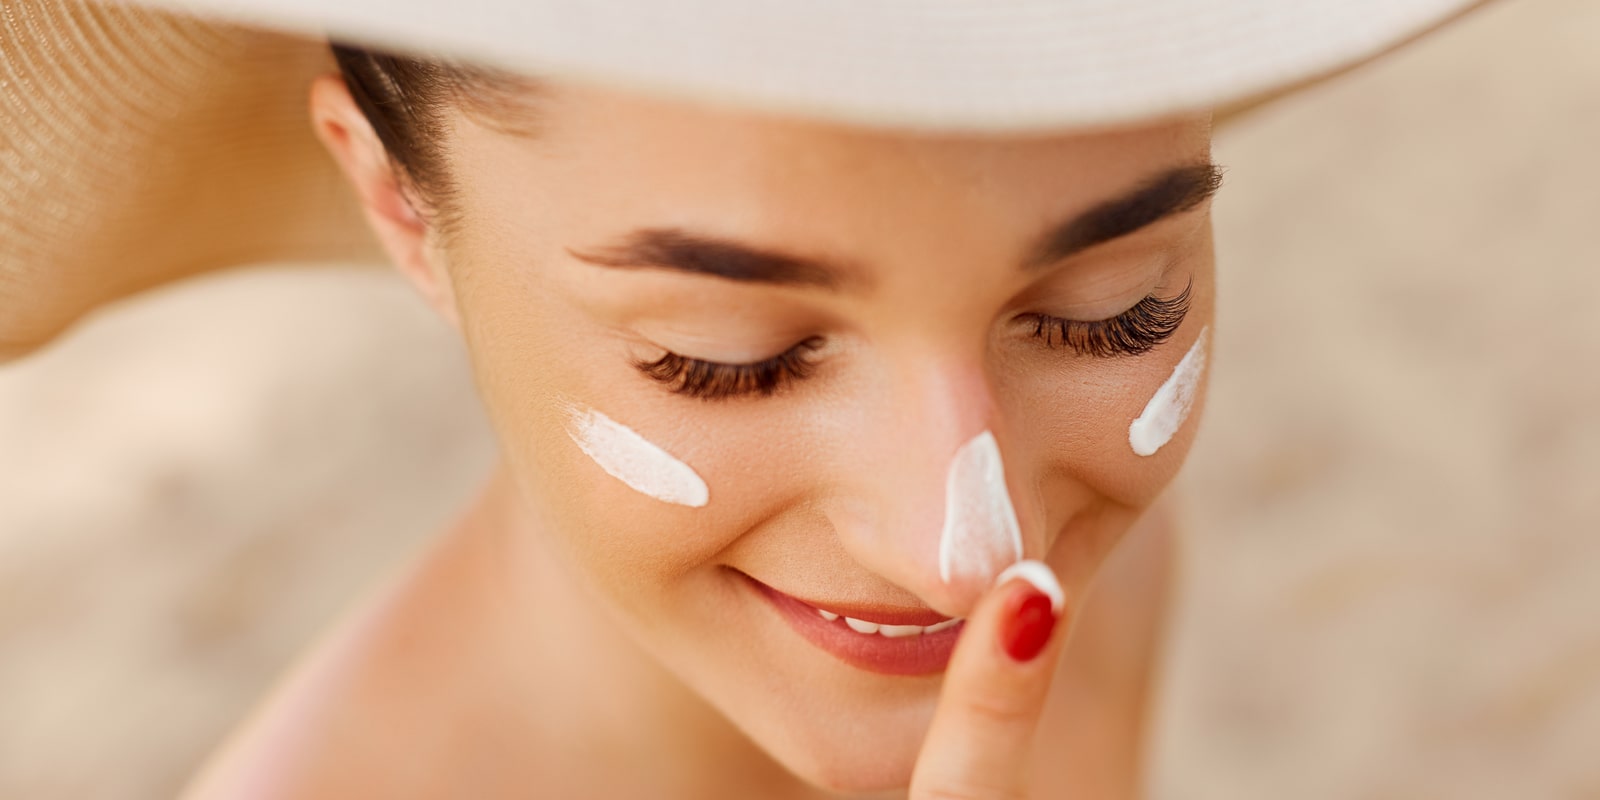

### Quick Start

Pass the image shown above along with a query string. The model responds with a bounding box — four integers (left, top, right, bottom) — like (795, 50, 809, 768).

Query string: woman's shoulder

(181, 511, 534, 799)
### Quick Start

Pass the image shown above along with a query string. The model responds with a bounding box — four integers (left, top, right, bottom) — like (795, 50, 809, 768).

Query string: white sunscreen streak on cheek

(938, 431, 1024, 585)
(1128, 326, 1210, 457)
(565, 406, 709, 508)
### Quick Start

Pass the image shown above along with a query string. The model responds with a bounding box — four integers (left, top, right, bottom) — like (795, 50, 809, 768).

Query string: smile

(741, 573, 966, 676)
(816, 607, 963, 638)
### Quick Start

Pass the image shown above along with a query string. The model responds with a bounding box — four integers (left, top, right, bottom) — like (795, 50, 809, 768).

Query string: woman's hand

(910, 560, 1069, 800)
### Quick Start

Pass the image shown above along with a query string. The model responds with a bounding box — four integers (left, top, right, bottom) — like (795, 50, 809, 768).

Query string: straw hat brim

(159, 0, 1491, 132)
(0, 0, 1488, 361)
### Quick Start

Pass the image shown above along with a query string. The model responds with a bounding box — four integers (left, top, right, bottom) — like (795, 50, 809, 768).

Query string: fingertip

(993, 559, 1064, 614)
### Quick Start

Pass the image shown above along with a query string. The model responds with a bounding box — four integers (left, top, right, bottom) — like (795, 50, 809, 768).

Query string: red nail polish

(1000, 587, 1058, 663)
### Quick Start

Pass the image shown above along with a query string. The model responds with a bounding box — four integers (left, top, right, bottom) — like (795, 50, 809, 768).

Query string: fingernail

(1000, 586, 1058, 662)
(995, 560, 1063, 663)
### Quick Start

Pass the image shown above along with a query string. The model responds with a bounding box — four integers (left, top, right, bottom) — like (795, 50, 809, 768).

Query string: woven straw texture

(0, 0, 376, 360)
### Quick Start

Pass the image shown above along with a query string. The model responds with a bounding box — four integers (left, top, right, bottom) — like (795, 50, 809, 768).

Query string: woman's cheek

(1128, 326, 1210, 459)
(994, 319, 1208, 591)
(531, 406, 716, 591)
(564, 405, 709, 507)
(523, 395, 801, 612)
(1014, 317, 1213, 514)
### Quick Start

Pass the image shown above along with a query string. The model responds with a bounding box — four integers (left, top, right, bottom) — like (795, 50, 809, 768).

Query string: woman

(0, 1, 1486, 796)
(188, 47, 1209, 798)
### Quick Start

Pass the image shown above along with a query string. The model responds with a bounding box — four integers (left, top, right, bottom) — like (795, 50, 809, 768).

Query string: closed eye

(1021, 278, 1191, 357)
(637, 279, 1190, 400)
(634, 336, 825, 400)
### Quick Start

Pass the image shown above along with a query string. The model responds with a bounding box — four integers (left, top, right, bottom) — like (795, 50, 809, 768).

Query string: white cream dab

(1128, 326, 1209, 457)
(938, 431, 1024, 585)
(995, 560, 1065, 613)
(565, 405, 709, 507)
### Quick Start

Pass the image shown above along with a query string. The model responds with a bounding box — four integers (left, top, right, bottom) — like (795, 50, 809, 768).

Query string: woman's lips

(742, 574, 965, 676)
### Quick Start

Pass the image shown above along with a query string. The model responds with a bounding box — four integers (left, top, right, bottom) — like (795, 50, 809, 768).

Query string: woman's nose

(938, 429, 1024, 592)
(825, 360, 1030, 618)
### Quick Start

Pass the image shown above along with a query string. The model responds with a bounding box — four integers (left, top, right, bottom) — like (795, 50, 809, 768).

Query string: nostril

(937, 430, 1024, 589)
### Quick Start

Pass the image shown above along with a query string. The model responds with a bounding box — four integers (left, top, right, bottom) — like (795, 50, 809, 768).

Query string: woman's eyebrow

(1021, 162, 1223, 271)
(565, 161, 1222, 289)
(566, 228, 855, 290)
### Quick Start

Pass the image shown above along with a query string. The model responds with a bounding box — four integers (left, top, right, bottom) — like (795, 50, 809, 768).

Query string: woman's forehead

(460, 78, 1211, 191)
(449, 79, 1213, 283)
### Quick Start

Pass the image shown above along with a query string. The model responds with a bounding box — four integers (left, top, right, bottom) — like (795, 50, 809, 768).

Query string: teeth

(816, 608, 965, 638)
(844, 616, 881, 634)
(877, 624, 924, 638)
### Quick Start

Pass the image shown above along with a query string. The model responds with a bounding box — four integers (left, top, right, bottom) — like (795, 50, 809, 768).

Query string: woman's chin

(781, 746, 917, 795)
(742, 710, 928, 795)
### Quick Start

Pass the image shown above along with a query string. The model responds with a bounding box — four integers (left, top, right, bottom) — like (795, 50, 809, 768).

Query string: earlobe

(307, 73, 460, 327)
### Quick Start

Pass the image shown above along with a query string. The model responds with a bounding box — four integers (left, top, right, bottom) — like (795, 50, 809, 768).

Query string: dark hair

(328, 41, 542, 240)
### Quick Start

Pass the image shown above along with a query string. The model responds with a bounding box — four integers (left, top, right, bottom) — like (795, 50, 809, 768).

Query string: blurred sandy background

(2, 0, 1597, 797)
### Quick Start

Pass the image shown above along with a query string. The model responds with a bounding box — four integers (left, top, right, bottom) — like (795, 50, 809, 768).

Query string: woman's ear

(308, 73, 460, 327)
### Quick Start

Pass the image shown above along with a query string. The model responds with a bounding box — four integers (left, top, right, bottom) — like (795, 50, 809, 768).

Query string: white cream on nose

(565, 404, 709, 508)
(1129, 326, 1209, 457)
(938, 430, 1024, 585)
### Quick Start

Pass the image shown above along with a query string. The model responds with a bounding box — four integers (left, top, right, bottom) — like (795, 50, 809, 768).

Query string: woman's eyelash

(640, 281, 1190, 400)
(1025, 279, 1192, 357)
(635, 336, 824, 400)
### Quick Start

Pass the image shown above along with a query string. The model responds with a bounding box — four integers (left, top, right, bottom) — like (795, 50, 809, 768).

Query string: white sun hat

(0, 0, 1487, 360)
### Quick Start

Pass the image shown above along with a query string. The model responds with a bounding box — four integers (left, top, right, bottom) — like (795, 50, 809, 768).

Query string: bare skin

(184, 467, 1176, 799)
(186, 71, 1209, 798)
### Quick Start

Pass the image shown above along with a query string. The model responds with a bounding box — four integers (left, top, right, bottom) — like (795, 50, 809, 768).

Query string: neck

(456, 464, 841, 800)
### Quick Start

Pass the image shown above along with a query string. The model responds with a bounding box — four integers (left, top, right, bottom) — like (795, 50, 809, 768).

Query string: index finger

(910, 560, 1068, 800)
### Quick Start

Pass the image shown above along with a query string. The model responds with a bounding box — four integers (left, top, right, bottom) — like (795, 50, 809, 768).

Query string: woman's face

(346, 79, 1214, 790)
